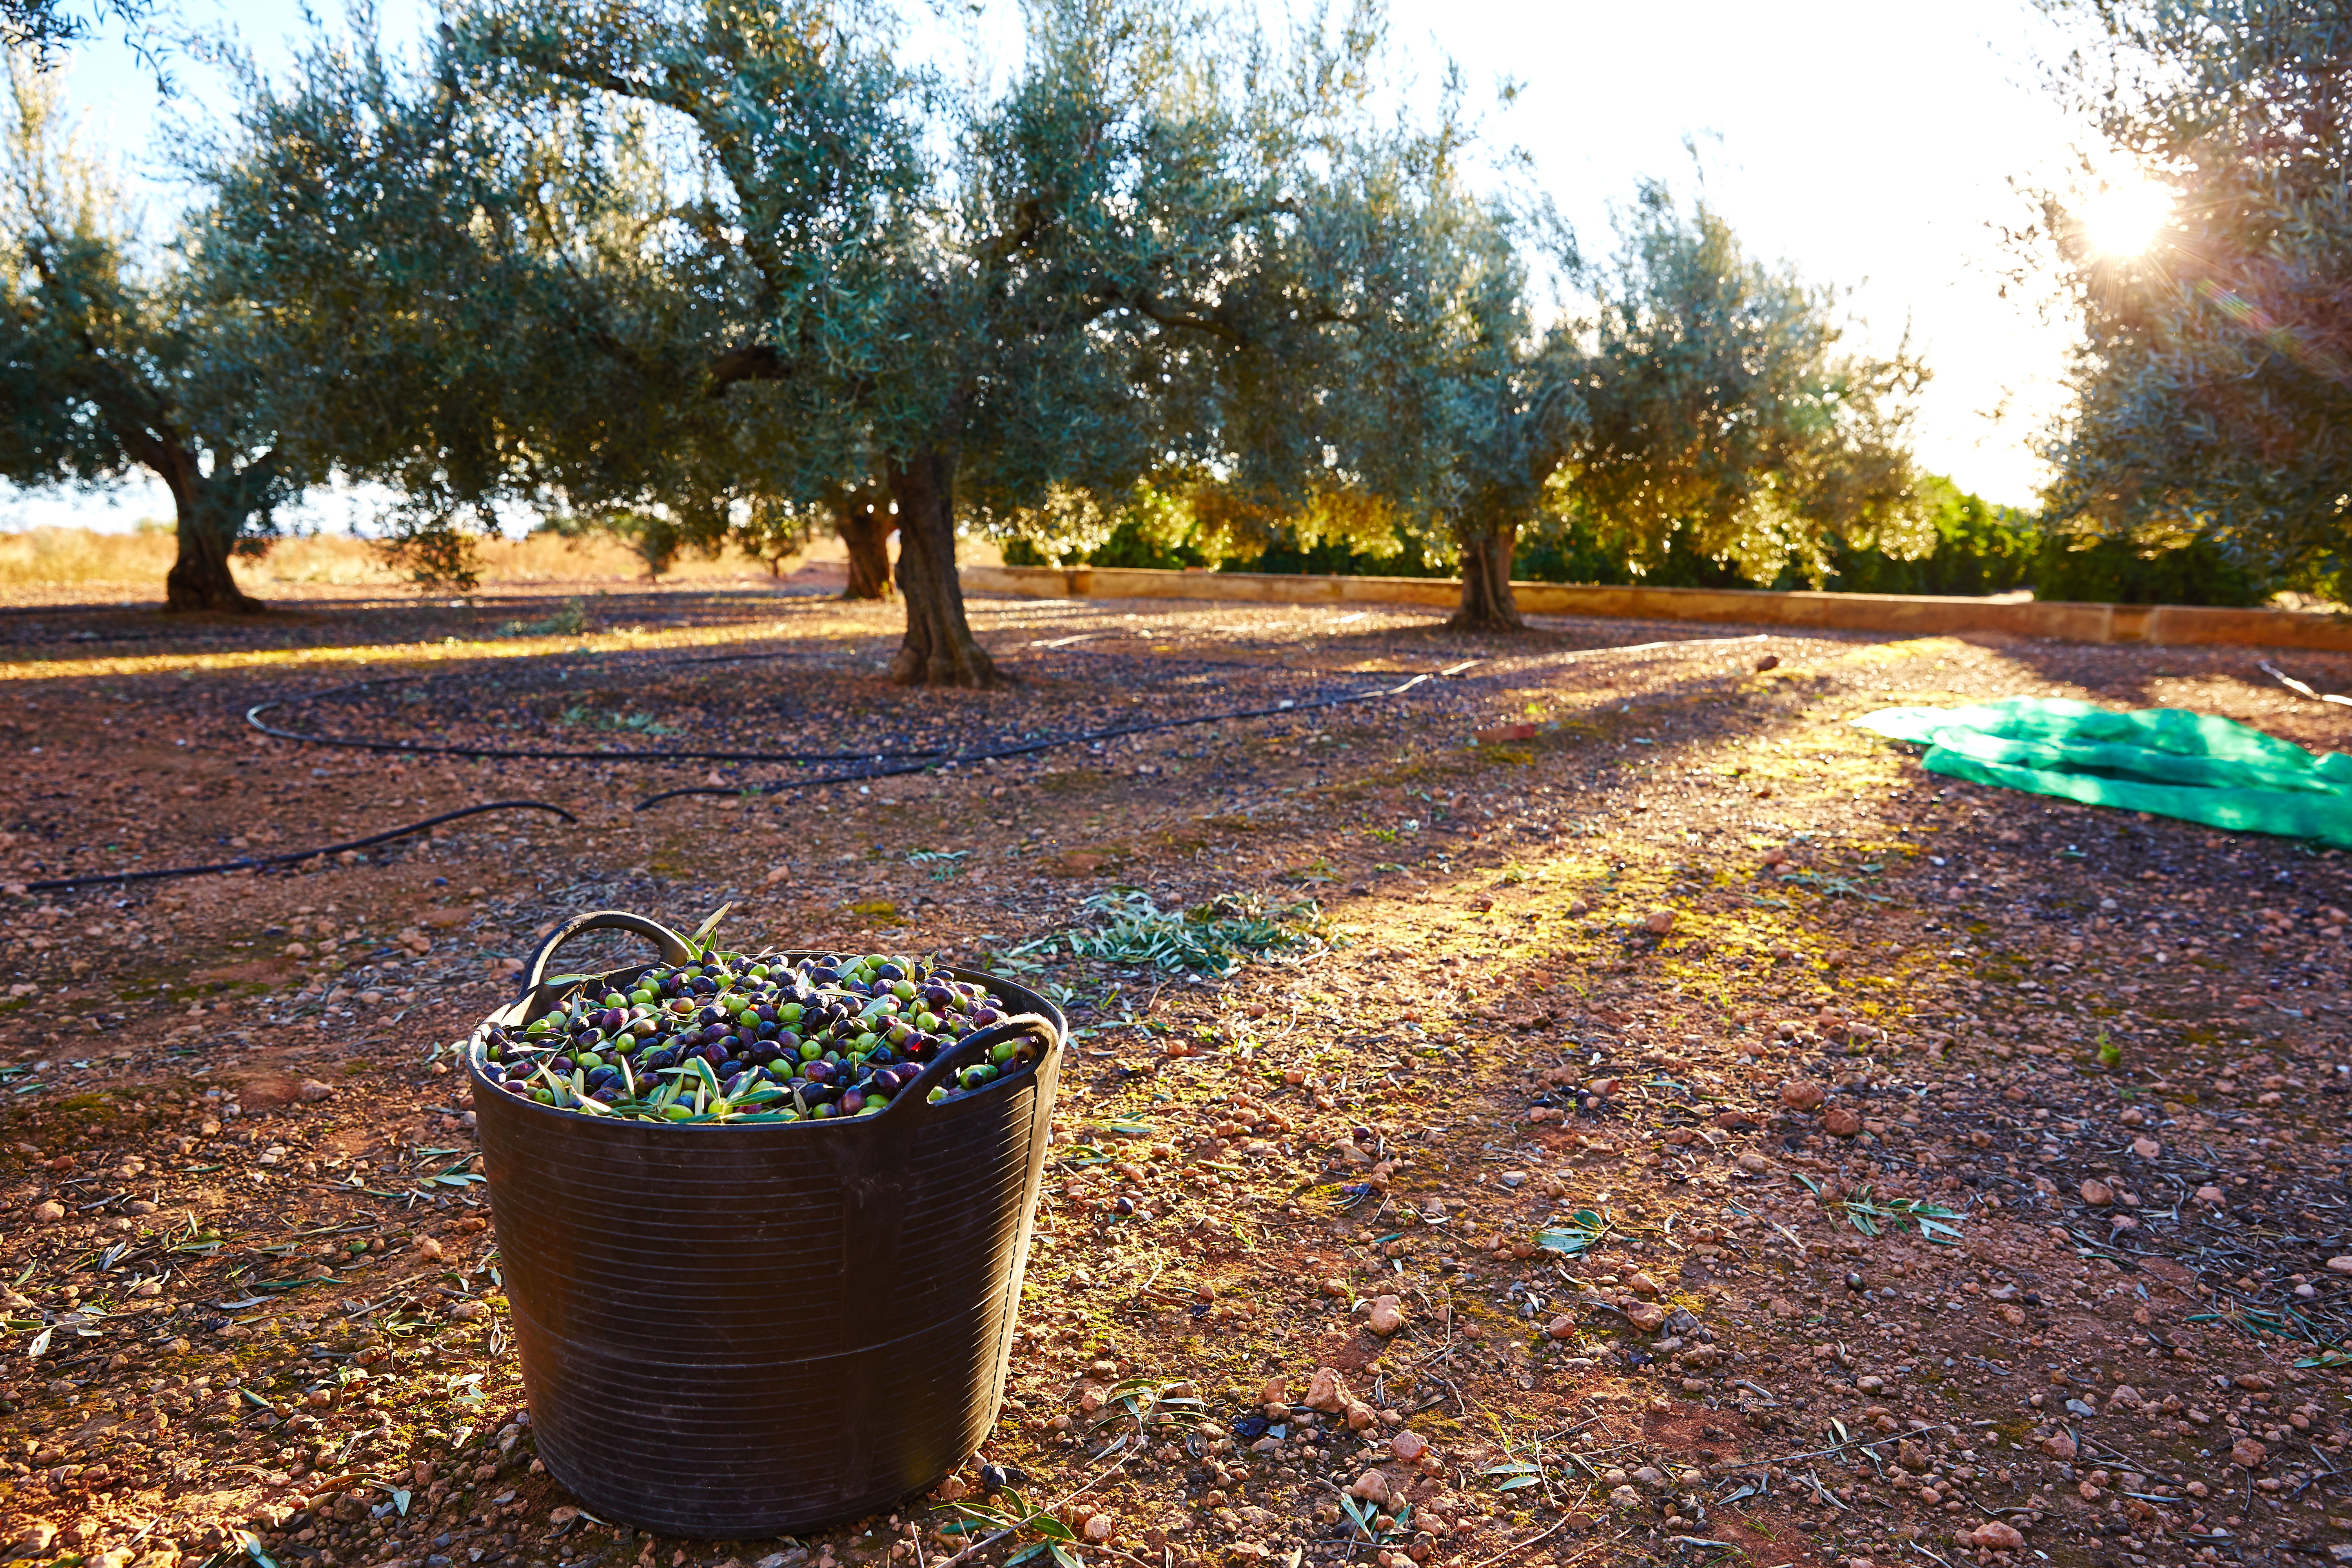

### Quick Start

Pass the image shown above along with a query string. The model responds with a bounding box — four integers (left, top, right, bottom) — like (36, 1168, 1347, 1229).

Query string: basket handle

(519, 909, 696, 1007)
(871, 1011, 1062, 1122)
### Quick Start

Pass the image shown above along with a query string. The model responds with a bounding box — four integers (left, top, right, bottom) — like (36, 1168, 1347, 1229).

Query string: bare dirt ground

(4, 578, 2352, 1568)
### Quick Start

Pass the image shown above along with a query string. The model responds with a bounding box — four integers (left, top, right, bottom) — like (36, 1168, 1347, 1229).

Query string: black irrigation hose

(17, 630, 1775, 899)
(245, 667, 947, 764)
(240, 631, 1775, 817)
(10, 801, 577, 895)
(627, 670, 1443, 811)
(255, 657, 1454, 811)
(241, 643, 1434, 764)
(2261, 659, 2352, 709)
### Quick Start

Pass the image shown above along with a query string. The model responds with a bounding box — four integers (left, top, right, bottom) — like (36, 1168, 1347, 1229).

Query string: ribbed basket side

(471, 966, 1061, 1538)
(515, 1290, 1015, 1534)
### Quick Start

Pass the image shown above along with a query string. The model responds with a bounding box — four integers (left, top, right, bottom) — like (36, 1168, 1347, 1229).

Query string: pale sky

(5, 0, 2091, 533)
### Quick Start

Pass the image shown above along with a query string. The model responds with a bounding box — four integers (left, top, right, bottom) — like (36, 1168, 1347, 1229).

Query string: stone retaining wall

(959, 565, 2352, 651)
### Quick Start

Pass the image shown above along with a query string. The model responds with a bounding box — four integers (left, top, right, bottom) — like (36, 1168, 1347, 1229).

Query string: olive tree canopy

(2033, 0, 2352, 593)
(0, 52, 318, 611)
(439, 0, 1486, 685)
(1560, 185, 1930, 591)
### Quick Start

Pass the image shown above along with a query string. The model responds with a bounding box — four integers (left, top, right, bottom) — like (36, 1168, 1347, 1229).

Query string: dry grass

(0, 526, 798, 592)
(0, 526, 181, 587)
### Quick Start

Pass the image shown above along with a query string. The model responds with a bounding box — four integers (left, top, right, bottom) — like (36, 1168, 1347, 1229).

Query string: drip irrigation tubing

(9, 801, 577, 895)
(244, 652, 956, 764)
(240, 642, 1463, 764)
(243, 628, 1780, 771)
(627, 666, 1461, 810)
(2261, 659, 2352, 708)
(25, 628, 1786, 898)
(237, 650, 1486, 813)
(235, 630, 1786, 816)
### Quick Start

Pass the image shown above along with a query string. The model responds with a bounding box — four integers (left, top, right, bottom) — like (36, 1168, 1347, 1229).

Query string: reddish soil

(4, 582, 2352, 1568)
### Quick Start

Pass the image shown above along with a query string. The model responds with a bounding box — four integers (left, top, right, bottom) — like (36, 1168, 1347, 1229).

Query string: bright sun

(2082, 178, 2174, 257)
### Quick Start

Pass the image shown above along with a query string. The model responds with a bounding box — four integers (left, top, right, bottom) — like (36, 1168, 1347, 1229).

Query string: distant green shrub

(1004, 474, 2279, 607)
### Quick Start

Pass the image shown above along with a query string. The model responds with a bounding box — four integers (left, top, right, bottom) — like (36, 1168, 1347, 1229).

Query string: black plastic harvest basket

(465, 910, 1067, 1537)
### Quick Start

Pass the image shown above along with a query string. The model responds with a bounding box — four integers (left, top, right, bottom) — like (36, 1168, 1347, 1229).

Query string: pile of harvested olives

(470, 951, 1045, 1123)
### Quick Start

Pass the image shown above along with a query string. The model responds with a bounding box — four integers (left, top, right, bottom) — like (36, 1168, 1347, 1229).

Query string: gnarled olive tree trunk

(834, 488, 895, 601)
(161, 455, 270, 615)
(883, 448, 1005, 688)
(1448, 518, 1523, 632)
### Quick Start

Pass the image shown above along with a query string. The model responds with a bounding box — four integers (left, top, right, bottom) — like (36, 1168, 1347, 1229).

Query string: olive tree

(0, 53, 317, 612)
(1560, 185, 1929, 588)
(191, 16, 813, 595)
(1390, 199, 1588, 633)
(453, 0, 1451, 686)
(2, 0, 155, 67)
(2031, 0, 2352, 592)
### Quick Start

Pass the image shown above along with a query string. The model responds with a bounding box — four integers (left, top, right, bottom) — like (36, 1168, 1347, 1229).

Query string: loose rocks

(1778, 1080, 1826, 1112)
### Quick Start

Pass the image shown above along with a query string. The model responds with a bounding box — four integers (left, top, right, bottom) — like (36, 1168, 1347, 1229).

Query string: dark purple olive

(643, 1047, 677, 1071)
(971, 1005, 1004, 1028)
(840, 1089, 866, 1115)
(501, 1079, 530, 1096)
(802, 1060, 836, 1086)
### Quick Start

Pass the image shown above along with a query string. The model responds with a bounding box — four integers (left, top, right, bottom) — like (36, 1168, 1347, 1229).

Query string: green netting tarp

(1852, 696, 2352, 849)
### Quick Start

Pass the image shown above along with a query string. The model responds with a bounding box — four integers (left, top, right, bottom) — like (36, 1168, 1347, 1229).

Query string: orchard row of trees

(7, 0, 2342, 685)
(0, 0, 1932, 682)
